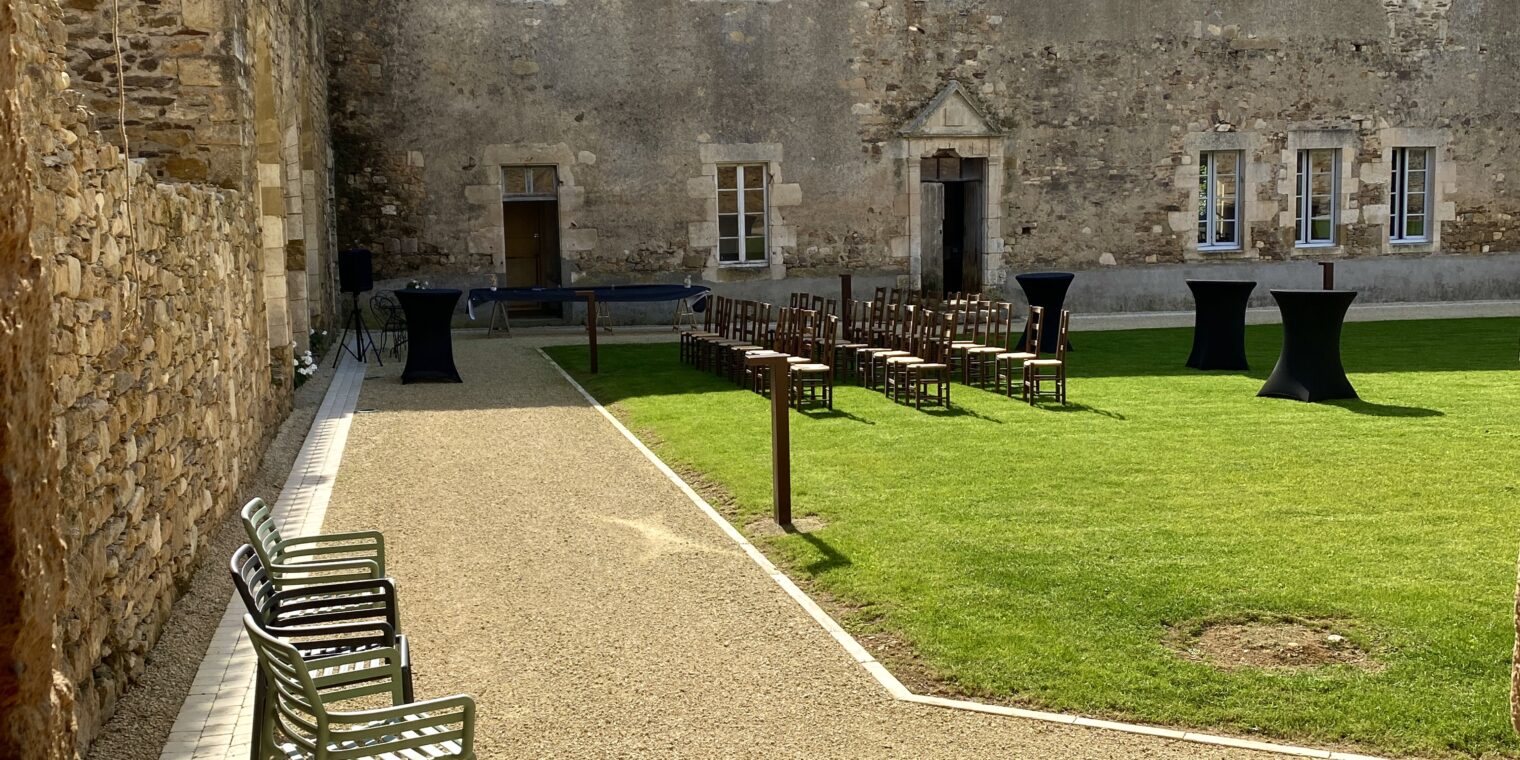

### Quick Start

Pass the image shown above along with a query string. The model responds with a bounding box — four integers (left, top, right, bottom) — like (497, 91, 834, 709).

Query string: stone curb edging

(537, 348, 1387, 760)
(157, 357, 367, 760)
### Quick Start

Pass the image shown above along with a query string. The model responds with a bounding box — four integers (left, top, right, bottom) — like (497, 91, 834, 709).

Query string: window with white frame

(1197, 151, 1242, 250)
(1295, 149, 1339, 247)
(1390, 147, 1432, 243)
(717, 164, 768, 264)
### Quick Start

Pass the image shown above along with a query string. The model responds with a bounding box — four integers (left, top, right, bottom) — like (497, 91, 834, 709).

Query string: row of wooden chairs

(681, 295, 842, 409)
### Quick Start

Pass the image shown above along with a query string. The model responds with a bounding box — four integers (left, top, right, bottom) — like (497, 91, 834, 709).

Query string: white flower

(321, 330, 328, 336)
(292, 359, 299, 367)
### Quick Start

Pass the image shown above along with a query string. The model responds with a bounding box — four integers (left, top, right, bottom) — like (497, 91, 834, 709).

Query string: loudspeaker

(338, 248, 374, 294)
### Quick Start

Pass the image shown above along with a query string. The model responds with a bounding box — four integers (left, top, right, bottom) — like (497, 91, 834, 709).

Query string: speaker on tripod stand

(335, 248, 382, 367)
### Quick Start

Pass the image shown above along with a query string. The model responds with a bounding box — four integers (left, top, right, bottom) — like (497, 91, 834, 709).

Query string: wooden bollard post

(840, 273, 854, 337)
(576, 291, 599, 373)
(1319, 261, 1336, 290)
(745, 352, 793, 527)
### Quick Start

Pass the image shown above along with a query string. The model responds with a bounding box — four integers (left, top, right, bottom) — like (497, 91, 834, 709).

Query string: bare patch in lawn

(1168, 616, 1382, 673)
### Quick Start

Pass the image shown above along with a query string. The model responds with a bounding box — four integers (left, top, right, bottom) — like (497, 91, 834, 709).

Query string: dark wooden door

(961, 179, 983, 294)
(502, 200, 560, 312)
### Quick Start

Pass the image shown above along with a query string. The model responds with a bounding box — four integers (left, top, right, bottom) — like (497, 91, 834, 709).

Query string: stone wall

(0, 0, 334, 752)
(326, 0, 1520, 310)
(0, 0, 72, 754)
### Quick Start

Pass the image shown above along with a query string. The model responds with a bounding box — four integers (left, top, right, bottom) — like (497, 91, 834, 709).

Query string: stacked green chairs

(241, 498, 385, 589)
(231, 545, 414, 760)
(243, 615, 476, 759)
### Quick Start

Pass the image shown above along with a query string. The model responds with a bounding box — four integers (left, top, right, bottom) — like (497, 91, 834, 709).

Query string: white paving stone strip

(538, 345, 1389, 760)
(157, 357, 366, 760)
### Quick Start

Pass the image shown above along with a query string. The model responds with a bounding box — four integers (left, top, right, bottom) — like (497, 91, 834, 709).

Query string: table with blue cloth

(467, 284, 711, 334)
(1014, 272, 1075, 353)
(395, 288, 463, 384)
(1186, 279, 1257, 371)
(1258, 289, 1358, 402)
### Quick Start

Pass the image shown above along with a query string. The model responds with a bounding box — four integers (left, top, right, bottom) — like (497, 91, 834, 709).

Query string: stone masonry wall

(326, 0, 1520, 307)
(3, 0, 332, 751)
(0, 0, 72, 754)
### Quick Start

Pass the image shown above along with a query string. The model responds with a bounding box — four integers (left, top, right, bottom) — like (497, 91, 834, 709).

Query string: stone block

(177, 58, 222, 87)
(770, 183, 802, 207)
(687, 221, 718, 248)
(698, 142, 782, 165)
(464, 184, 501, 205)
(467, 228, 504, 254)
(686, 175, 715, 199)
(562, 228, 599, 252)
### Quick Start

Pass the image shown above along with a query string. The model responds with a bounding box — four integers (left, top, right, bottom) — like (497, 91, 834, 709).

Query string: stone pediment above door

(899, 81, 1001, 138)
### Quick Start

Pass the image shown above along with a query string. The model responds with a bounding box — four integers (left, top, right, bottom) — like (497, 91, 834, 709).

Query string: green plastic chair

(241, 498, 386, 589)
(243, 614, 475, 759)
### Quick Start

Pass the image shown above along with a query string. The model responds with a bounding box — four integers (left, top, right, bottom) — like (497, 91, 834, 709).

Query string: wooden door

(961, 180, 983, 294)
(502, 200, 560, 311)
(920, 182, 945, 297)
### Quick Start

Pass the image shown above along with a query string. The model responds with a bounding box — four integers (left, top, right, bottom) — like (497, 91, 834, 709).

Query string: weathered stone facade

(1, 0, 335, 753)
(328, 0, 1520, 311)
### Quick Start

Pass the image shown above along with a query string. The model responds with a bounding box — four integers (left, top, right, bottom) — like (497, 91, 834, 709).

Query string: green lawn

(546, 318, 1520, 758)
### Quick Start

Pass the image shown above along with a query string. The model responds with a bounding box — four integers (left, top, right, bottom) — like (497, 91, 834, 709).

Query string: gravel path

(319, 332, 1268, 759)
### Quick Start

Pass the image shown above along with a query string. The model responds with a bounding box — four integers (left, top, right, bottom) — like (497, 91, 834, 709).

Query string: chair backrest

(241, 498, 284, 570)
(701, 294, 717, 332)
(989, 302, 1014, 351)
(1054, 309, 1070, 362)
(370, 292, 402, 326)
(810, 296, 825, 314)
(796, 309, 819, 359)
(969, 306, 990, 346)
(1024, 306, 1046, 358)
(867, 297, 886, 340)
(822, 298, 837, 318)
(928, 311, 957, 363)
(243, 615, 408, 756)
(230, 543, 276, 625)
(816, 314, 839, 365)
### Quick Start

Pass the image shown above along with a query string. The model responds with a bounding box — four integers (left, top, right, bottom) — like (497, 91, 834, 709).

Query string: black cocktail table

(1258, 289, 1358, 402)
(1014, 272, 1075, 353)
(396, 289, 463, 384)
(1186, 279, 1256, 371)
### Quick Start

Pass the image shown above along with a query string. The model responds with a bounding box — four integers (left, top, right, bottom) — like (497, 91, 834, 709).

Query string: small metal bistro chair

(369, 291, 408, 359)
(243, 615, 476, 759)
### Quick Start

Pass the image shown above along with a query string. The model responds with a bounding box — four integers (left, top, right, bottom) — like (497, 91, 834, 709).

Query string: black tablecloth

(1186, 280, 1256, 371)
(1258, 289, 1358, 402)
(396, 289, 463, 384)
(1014, 272, 1075, 353)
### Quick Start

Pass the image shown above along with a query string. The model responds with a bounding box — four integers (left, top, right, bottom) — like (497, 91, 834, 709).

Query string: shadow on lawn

(1324, 399, 1444, 418)
(783, 524, 852, 575)
(797, 407, 876, 424)
(1033, 402, 1128, 420)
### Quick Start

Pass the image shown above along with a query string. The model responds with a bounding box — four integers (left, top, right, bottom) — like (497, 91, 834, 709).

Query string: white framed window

(717, 164, 768, 265)
(1390, 147, 1432, 244)
(1295, 149, 1339, 247)
(1197, 151, 1242, 250)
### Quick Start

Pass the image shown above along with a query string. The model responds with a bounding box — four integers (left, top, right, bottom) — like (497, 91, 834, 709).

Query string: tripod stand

(334, 291, 382, 367)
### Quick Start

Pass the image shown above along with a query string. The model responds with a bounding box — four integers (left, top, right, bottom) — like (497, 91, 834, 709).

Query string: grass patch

(547, 317, 1520, 757)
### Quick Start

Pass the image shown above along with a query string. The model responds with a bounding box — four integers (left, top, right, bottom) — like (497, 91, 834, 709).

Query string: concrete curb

(538, 347, 1388, 760)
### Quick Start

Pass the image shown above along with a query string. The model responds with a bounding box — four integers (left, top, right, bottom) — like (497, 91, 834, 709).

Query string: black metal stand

(334, 291, 381, 368)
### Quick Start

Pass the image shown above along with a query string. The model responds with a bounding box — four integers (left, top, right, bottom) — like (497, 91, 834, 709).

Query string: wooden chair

(908, 311, 957, 408)
(722, 301, 768, 383)
(680, 293, 724, 365)
(882, 310, 930, 402)
(998, 306, 1044, 398)
(232, 545, 412, 760)
(243, 615, 476, 760)
(693, 295, 735, 372)
(949, 305, 989, 383)
(791, 313, 839, 410)
(834, 300, 870, 380)
(857, 296, 902, 389)
(1024, 309, 1070, 405)
(963, 302, 1013, 388)
(702, 299, 753, 374)
(242, 498, 384, 590)
(867, 306, 917, 391)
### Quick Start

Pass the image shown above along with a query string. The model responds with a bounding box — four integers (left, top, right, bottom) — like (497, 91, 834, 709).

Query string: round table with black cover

(1257, 289, 1358, 402)
(395, 289, 463, 384)
(1185, 279, 1256, 371)
(1014, 272, 1075, 353)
